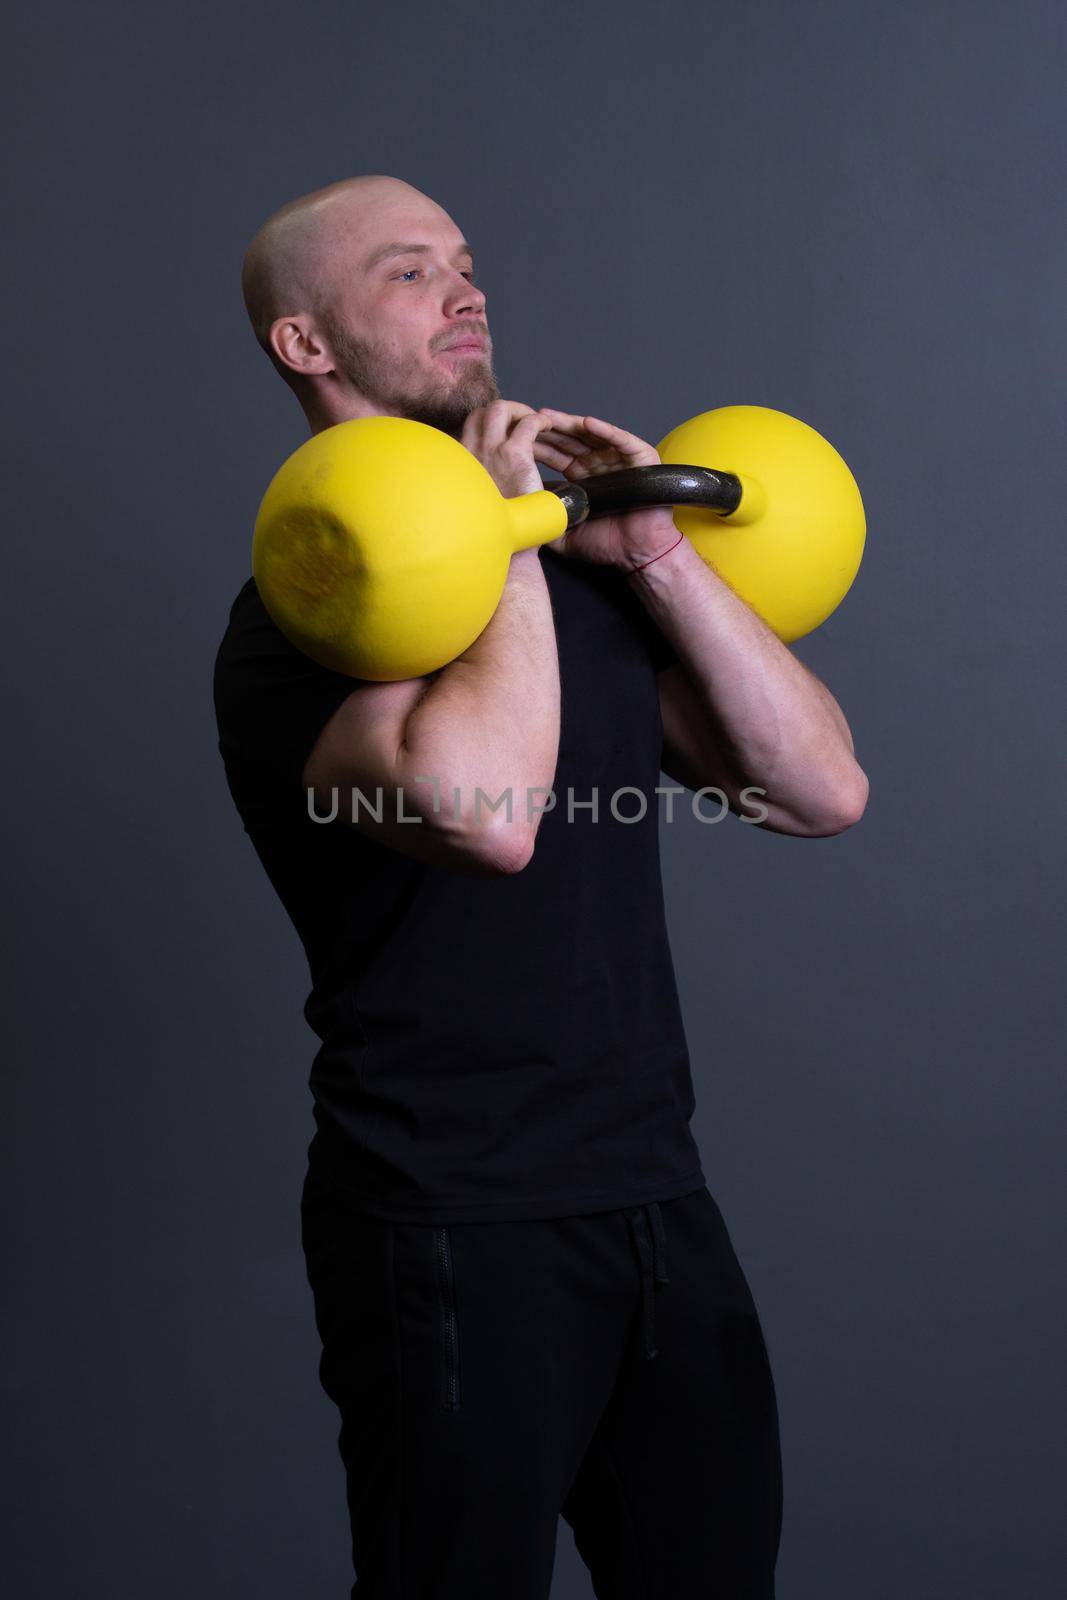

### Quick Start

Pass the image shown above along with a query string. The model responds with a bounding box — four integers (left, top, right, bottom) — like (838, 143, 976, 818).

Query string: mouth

(438, 339, 489, 357)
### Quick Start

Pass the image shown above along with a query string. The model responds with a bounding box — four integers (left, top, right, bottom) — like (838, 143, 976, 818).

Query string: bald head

(241, 174, 440, 355)
(241, 174, 496, 434)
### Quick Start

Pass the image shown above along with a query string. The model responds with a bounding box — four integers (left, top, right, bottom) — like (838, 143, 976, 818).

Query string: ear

(269, 314, 333, 379)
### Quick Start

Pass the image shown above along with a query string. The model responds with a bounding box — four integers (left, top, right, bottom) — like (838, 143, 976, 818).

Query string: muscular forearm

(397, 548, 560, 847)
(628, 535, 867, 831)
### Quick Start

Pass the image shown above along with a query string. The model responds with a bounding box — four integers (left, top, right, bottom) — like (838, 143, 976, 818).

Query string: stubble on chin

(396, 357, 500, 437)
(329, 320, 499, 435)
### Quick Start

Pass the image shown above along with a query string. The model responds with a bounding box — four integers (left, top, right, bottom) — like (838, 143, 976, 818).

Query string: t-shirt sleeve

(213, 582, 363, 811)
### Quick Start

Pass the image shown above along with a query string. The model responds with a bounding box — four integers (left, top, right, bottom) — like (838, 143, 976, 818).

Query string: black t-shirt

(212, 548, 706, 1223)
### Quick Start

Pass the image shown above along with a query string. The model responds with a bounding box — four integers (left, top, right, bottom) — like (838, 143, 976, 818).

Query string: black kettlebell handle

(546, 464, 742, 529)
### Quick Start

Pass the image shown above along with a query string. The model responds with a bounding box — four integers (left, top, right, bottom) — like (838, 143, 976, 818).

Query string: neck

(301, 383, 389, 437)
(300, 387, 468, 442)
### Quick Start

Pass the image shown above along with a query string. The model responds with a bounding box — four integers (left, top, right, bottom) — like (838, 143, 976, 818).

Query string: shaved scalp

(241, 174, 436, 363)
(240, 173, 495, 434)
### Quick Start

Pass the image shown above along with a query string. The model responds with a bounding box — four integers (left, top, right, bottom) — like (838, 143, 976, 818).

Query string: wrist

(613, 507, 686, 572)
(627, 530, 685, 572)
(624, 529, 689, 580)
(508, 546, 546, 578)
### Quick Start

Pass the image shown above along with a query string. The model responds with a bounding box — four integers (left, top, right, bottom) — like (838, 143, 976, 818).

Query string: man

(214, 174, 867, 1597)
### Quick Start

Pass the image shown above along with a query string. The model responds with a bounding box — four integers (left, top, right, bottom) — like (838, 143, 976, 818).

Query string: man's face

(318, 196, 500, 435)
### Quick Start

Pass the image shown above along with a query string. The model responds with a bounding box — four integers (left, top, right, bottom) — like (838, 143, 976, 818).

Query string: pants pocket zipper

(434, 1226, 461, 1413)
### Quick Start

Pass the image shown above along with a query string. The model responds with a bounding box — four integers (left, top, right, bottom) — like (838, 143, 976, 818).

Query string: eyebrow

(364, 239, 475, 273)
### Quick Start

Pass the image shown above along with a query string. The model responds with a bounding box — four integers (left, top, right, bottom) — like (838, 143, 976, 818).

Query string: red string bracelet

(630, 532, 685, 573)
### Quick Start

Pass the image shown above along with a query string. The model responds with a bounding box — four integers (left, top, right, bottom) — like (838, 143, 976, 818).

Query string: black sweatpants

(300, 1169, 783, 1598)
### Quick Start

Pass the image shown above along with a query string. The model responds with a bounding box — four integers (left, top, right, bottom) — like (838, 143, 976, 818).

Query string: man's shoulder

(212, 576, 293, 734)
(212, 572, 361, 801)
(213, 576, 298, 684)
(217, 575, 270, 647)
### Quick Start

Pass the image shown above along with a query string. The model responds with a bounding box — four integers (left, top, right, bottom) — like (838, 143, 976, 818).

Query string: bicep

(300, 675, 520, 873)
(301, 674, 430, 808)
(656, 662, 734, 794)
(656, 663, 780, 829)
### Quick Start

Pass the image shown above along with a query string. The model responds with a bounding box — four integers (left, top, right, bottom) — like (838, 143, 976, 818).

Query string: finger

(505, 412, 556, 465)
(535, 426, 594, 456)
(580, 415, 658, 462)
(532, 440, 578, 471)
(509, 410, 552, 440)
(536, 413, 625, 462)
(484, 399, 537, 449)
(537, 407, 584, 422)
(459, 407, 485, 451)
(545, 409, 655, 460)
(537, 407, 599, 445)
(464, 399, 532, 450)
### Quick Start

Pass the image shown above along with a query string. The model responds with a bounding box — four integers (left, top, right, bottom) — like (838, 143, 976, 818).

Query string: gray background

(5, 1, 1065, 1595)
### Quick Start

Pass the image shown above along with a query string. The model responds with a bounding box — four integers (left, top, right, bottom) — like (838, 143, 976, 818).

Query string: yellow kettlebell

(252, 405, 865, 680)
(252, 416, 574, 680)
(655, 405, 865, 643)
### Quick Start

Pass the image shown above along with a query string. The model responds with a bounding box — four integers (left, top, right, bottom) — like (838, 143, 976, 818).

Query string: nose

(444, 269, 486, 319)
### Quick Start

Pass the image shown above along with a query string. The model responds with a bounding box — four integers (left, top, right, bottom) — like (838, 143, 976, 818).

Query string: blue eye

(395, 267, 476, 284)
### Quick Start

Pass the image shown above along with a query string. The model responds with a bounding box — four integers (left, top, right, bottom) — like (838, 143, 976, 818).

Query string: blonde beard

(325, 317, 499, 437)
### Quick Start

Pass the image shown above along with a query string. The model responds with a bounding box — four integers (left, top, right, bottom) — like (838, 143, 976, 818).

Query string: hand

(531, 408, 683, 569)
(461, 399, 554, 499)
